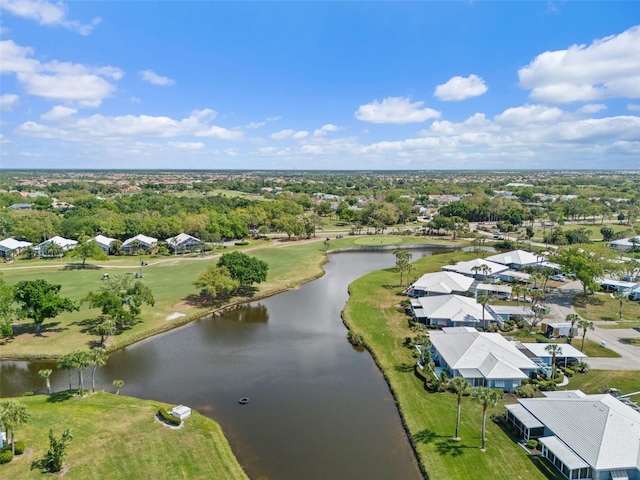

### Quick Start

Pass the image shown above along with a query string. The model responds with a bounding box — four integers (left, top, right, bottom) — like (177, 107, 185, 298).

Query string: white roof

(506, 403, 544, 429)
(488, 305, 534, 316)
(415, 295, 496, 323)
(611, 236, 640, 248)
(165, 233, 201, 246)
(486, 249, 543, 267)
(430, 329, 537, 380)
(412, 271, 474, 294)
(499, 270, 531, 281)
(122, 234, 158, 247)
(598, 278, 638, 289)
(442, 258, 509, 277)
(92, 234, 116, 246)
(539, 436, 590, 470)
(39, 236, 78, 248)
(519, 342, 587, 359)
(0, 238, 33, 250)
(476, 283, 512, 294)
(519, 394, 640, 470)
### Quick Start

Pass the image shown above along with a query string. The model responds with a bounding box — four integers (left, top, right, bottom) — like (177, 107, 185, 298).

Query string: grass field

(529, 221, 639, 242)
(567, 370, 640, 396)
(0, 392, 247, 480)
(573, 292, 640, 328)
(342, 251, 554, 480)
(0, 235, 458, 359)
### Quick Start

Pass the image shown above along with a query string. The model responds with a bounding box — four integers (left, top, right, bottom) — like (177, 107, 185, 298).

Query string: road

(545, 280, 640, 370)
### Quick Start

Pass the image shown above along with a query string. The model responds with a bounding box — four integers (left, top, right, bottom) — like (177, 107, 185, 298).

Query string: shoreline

(2, 242, 461, 361)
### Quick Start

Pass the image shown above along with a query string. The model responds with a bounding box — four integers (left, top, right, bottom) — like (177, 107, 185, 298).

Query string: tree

(93, 317, 116, 346)
(615, 291, 629, 321)
(69, 239, 107, 268)
(89, 348, 108, 393)
(113, 379, 124, 395)
(578, 319, 595, 352)
(58, 352, 75, 392)
(600, 226, 615, 242)
(83, 275, 154, 329)
(44, 428, 73, 473)
(39, 369, 53, 394)
(63, 350, 91, 397)
(193, 265, 239, 300)
(13, 279, 78, 334)
(217, 252, 269, 288)
(545, 344, 562, 379)
(449, 377, 472, 440)
(478, 296, 491, 330)
(471, 388, 503, 451)
(0, 275, 14, 339)
(557, 245, 615, 299)
(394, 250, 412, 286)
(566, 313, 579, 342)
(0, 400, 29, 454)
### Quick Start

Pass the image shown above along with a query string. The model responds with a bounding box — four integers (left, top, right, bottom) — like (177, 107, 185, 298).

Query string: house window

(494, 380, 505, 389)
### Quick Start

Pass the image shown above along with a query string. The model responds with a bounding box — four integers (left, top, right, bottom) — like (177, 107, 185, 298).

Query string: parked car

(549, 274, 565, 281)
(512, 295, 532, 303)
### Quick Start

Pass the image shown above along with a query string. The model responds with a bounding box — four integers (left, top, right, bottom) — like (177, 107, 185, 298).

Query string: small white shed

(170, 405, 191, 420)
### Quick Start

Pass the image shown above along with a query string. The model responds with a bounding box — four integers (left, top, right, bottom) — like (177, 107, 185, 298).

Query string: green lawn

(567, 370, 640, 396)
(574, 292, 640, 327)
(342, 251, 551, 480)
(504, 330, 621, 358)
(0, 392, 247, 480)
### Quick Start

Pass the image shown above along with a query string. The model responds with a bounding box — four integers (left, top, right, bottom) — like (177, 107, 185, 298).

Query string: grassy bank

(0, 235, 459, 359)
(342, 251, 553, 480)
(573, 292, 640, 328)
(0, 392, 247, 480)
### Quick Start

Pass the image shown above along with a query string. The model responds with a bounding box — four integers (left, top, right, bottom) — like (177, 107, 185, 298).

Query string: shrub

(535, 337, 550, 343)
(157, 408, 182, 426)
(0, 449, 13, 464)
(576, 361, 590, 373)
(13, 441, 25, 455)
(526, 439, 538, 450)
(22, 391, 34, 397)
(538, 380, 557, 391)
(515, 385, 536, 398)
(560, 367, 574, 377)
(234, 241, 249, 246)
(347, 330, 364, 347)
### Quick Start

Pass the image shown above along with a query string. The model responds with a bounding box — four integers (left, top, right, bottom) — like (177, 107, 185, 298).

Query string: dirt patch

(171, 301, 191, 311)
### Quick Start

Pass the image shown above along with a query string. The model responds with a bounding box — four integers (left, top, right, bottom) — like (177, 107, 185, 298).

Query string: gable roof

(92, 234, 117, 247)
(412, 271, 474, 294)
(485, 249, 542, 267)
(39, 236, 78, 249)
(165, 233, 202, 246)
(519, 394, 640, 470)
(415, 295, 495, 323)
(122, 234, 158, 248)
(441, 258, 509, 277)
(0, 238, 33, 251)
(429, 329, 537, 377)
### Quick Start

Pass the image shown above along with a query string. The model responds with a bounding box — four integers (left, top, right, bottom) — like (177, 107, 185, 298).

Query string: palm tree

(39, 369, 52, 394)
(113, 379, 124, 395)
(471, 265, 482, 279)
(578, 319, 595, 352)
(72, 350, 91, 398)
(471, 387, 503, 451)
(0, 400, 29, 454)
(545, 344, 563, 379)
(449, 377, 472, 440)
(512, 284, 524, 306)
(58, 353, 75, 393)
(566, 313, 579, 343)
(614, 291, 628, 321)
(89, 348, 108, 393)
(480, 264, 491, 282)
(478, 296, 491, 330)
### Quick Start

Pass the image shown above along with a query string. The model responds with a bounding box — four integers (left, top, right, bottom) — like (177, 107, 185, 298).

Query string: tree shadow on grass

(394, 362, 415, 373)
(435, 439, 467, 457)
(10, 322, 66, 337)
(46, 391, 74, 403)
(412, 429, 446, 445)
(573, 295, 605, 308)
(62, 263, 102, 270)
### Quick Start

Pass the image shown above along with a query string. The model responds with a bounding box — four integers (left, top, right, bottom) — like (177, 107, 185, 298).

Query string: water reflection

(223, 303, 269, 323)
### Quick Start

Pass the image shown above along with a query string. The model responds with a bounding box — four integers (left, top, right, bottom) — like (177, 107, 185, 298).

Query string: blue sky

(1, 1, 639, 170)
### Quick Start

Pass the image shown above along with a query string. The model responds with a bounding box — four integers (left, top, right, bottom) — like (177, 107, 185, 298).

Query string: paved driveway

(544, 281, 640, 370)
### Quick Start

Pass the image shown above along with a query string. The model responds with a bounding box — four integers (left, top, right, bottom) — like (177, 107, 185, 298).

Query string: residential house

(38, 236, 78, 257)
(610, 236, 640, 253)
(485, 249, 544, 271)
(441, 258, 508, 280)
(91, 234, 118, 255)
(165, 233, 203, 254)
(429, 328, 538, 390)
(598, 278, 638, 294)
(476, 283, 512, 300)
(8, 203, 32, 210)
(407, 271, 474, 297)
(505, 391, 640, 480)
(121, 234, 157, 253)
(410, 294, 496, 328)
(486, 305, 533, 329)
(0, 238, 33, 259)
(515, 342, 587, 368)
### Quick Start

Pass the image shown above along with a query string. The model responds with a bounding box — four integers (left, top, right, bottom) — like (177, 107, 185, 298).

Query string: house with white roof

(165, 233, 203, 254)
(38, 236, 78, 257)
(407, 271, 474, 297)
(441, 258, 509, 280)
(485, 249, 544, 270)
(121, 234, 157, 253)
(429, 328, 538, 390)
(410, 294, 496, 328)
(516, 342, 587, 368)
(610, 236, 640, 253)
(505, 391, 640, 480)
(0, 238, 33, 259)
(91, 234, 117, 255)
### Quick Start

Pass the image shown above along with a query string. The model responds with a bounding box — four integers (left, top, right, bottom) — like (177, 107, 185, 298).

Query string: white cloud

(292, 130, 308, 139)
(434, 74, 488, 101)
(271, 129, 295, 140)
(130, 96, 141, 104)
(577, 103, 607, 114)
(0, 0, 101, 35)
(224, 148, 238, 156)
(0, 93, 20, 111)
(519, 25, 640, 103)
(355, 96, 441, 124)
(313, 123, 339, 137)
(168, 141, 204, 150)
(17, 108, 242, 140)
(495, 104, 566, 126)
(0, 134, 9, 144)
(245, 121, 265, 129)
(628, 104, 640, 112)
(40, 105, 77, 121)
(0, 39, 123, 107)
(140, 70, 175, 87)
